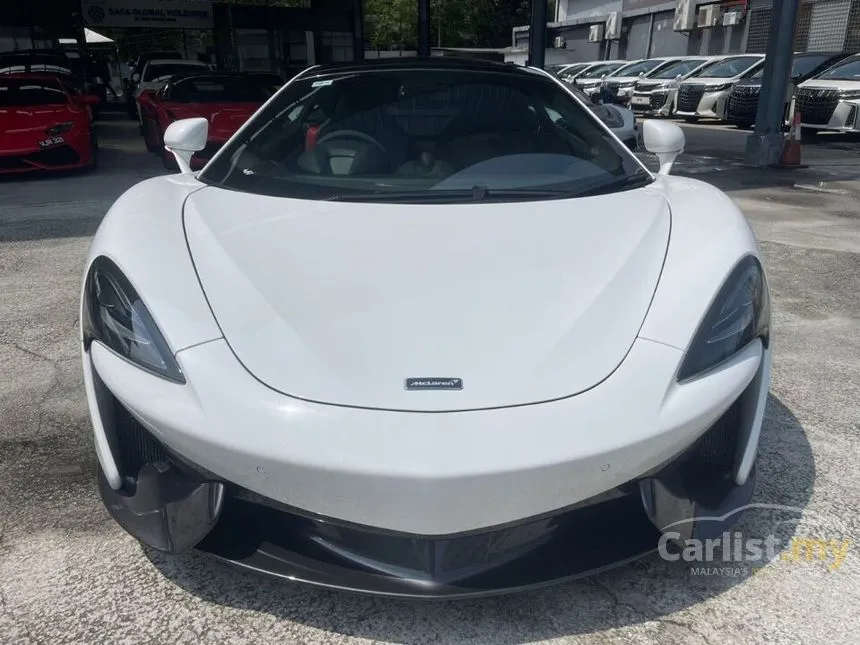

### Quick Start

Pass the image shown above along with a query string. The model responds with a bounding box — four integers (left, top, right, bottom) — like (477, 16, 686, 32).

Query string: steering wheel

(316, 129, 387, 155)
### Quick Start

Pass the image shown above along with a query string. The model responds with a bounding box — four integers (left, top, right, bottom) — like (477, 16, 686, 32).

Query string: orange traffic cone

(779, 111, 803, 167)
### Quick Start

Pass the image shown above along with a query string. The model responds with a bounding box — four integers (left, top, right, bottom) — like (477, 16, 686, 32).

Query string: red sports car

(140, 72, 274, 169)
(0, 74, 100, 175)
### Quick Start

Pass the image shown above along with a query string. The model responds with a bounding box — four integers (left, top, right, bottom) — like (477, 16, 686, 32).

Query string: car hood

(798, 79, 860, 90)
(685, 77, 739, 86)
(163, 102, 261, 139)
(183, 184, 670, 411)
(733, 78, 763, 88)
(0, 105, 74, 135)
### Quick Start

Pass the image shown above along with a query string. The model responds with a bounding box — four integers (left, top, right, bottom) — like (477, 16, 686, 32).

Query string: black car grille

(677, 84, 706, 113)
(795, 88, 840, 125)
(112, 396, 169, 480)
(0, 155, 28, 170)
(691, 397, 742, 470)
(28, 145, 81, 166)
(0, 146, 81, 170)
(728, 85, 761, 119)
(650, 92, 668, 110)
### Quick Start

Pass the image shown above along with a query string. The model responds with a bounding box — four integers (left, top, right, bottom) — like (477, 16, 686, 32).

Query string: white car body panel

(183, 186, 670, 411)
(89, 329, 765, 535)
(84, 167, 770, 534)
(795, 78, 860, 131)
(675, 55, 765, 118)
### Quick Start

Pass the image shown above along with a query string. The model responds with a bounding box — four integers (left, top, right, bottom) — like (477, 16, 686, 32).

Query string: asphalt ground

(1, 110, 858, 645)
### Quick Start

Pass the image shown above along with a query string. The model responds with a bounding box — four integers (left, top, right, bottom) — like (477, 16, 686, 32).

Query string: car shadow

(144, 393, 815, 643)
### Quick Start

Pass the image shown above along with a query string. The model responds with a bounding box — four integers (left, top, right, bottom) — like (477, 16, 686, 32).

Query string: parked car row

(548, 51, 860, 136)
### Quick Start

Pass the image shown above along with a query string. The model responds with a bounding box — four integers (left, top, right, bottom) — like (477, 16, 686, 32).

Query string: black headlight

(45, 122, 73, 136)
(677, 256, 770, 381)
(83, 257, 185, 383)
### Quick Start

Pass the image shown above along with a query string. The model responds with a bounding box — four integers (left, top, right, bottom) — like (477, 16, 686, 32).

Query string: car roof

(169, 71, 267, 83)
(303, 57, 554, 78)
(0, 49, 68, 59)
(0, 72, 65, 83)
(795, 51, 843, 57)
(146, 58, 208, 67)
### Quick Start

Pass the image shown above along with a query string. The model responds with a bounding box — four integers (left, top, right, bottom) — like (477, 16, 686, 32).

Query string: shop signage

(82, 0, 215, 30)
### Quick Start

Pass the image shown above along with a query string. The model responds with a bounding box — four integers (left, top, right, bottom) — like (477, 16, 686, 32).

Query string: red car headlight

(45, 122, 74, 136)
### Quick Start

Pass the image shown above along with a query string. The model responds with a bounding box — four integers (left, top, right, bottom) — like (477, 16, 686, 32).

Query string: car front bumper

(675, 89, 731, 119)
(800, 98, 860, 132)
(85, 336, 771, 596)
(630, 89, 677, 117)
(0, 132, 92, 174)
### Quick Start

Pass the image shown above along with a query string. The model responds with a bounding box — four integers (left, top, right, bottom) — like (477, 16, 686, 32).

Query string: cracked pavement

(1, 115, 858, 644)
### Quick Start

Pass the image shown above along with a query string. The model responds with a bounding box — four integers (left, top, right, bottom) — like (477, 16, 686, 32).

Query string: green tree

(364, 0, 419, 49)
(365, 0, 535, 50)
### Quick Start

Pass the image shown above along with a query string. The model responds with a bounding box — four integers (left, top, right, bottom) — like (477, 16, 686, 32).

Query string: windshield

(747, 55, 835, 80)
(816, 57, 860, 81)
(200, 68, 648, 203)
(0, 79, 67, 106)
(650, 58, 705, 79)
(144, 62, 207, 82)
(791, 54, 838, 78)
(612, 59, 663, 77)
(548, 63, 586, 78)
(694, 56, 762, 78)
(169, 76, 274, 103)
(579, 63, 626, 79)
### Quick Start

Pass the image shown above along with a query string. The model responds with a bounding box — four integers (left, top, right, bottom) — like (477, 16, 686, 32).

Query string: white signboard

(83, 0, 215, 30)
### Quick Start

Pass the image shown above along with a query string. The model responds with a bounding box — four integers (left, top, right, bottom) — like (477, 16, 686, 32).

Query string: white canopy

(85, 28, 114, 44)
(59, 29, 114, 45)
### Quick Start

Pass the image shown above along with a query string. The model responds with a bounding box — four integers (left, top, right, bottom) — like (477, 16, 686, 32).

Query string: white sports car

(82, 58, 772, 598)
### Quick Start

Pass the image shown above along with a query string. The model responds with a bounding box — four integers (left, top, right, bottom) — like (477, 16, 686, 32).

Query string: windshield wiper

(325, 186, 570, 203)
(567, 173, 654, 198)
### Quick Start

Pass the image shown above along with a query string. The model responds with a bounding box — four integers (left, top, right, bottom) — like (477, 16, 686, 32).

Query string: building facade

(511, 0, 860, 65)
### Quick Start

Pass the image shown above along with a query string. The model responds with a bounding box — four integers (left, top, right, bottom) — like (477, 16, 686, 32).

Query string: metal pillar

(645, 13, 655, 58)
(352, 0, 364, 61)
(418, 0, 431, 57)
(528, 0, 547, 68)
(744, 0, 800, 167)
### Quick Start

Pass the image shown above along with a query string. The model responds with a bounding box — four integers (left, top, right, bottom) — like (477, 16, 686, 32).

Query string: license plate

(631, 96, 650, 106)
(38, 136, 65, 148)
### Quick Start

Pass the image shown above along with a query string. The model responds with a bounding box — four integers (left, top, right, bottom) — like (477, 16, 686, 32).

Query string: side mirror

(642, 120, 685, 175)
(676, 74, 683, 80)
(639, 71, 645, 77)
(163, 117, 208, 174)
(131, 73, 140, 83)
